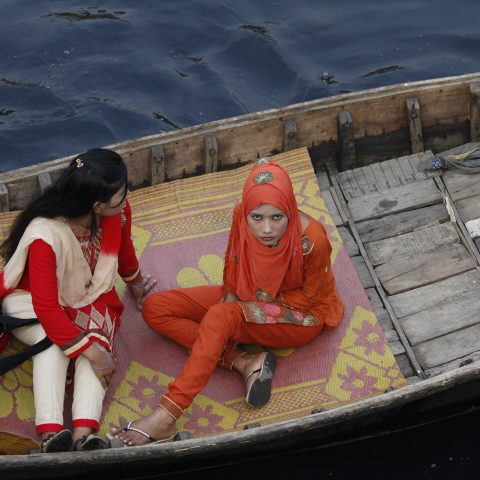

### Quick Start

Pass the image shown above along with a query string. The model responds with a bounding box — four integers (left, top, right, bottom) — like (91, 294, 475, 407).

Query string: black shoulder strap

(0, 315, 53, 376)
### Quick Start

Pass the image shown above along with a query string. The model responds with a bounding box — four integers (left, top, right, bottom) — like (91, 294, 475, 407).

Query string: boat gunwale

(2, 359, 480, 470)
(1, 71, 479, 185)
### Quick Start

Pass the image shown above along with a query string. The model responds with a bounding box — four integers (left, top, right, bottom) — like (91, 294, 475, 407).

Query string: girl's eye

(273, 214, 283, 220)
(251, 214, 262, 221)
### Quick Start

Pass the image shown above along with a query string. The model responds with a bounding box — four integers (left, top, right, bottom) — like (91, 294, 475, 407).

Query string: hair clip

(76, 158, 84, 168)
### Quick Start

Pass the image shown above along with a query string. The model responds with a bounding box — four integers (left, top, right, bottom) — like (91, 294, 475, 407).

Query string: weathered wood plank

(414, 322, 480, 369)
(348, 178, 442, 222)
(337, 226, 359, 256)
(454, 194, 480, 223)
(425, 351, 480, 377)
(351, 256, 375, 288)
(443, 165, 480, 202)
(356, 203, 449, 243)
(315, 169, 330, 193)
(365, 288, 393, 331)
(400, 294, 480, 346)
(337, 151, 436, 200)
(364, 222, 459, 266)
(375, 244, 475, 294)
(395, 353, 414, 378)
(321, 190, 343, 226)
(389, 269, 480, 319)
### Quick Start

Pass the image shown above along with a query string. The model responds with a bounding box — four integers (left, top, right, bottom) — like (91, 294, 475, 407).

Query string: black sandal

(73, 434, 108, 451)
(245, 351, 276, 407)
(41, 430, 73, 453)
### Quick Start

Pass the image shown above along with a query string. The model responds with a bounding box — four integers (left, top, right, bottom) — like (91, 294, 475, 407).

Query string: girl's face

(247, 203, 289, 246)
(95, 184, 127, 217)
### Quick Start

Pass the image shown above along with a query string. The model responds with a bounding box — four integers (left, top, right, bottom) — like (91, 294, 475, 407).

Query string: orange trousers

(142, 286, 323, 411)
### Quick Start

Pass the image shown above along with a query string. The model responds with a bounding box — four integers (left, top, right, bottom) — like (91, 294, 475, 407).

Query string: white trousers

(5, 291, 105, 430)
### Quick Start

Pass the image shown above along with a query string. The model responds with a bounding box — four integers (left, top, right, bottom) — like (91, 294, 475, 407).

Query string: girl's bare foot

(110, 408, 176, 446)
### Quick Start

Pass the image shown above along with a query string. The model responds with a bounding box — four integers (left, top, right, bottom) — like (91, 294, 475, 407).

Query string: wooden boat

(3, 71, 480, 479)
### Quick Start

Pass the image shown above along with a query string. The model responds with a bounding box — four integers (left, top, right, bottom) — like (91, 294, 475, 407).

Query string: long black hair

(1, 148, 128, 262)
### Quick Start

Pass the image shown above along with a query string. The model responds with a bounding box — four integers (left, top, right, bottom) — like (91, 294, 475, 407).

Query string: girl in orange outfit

(110, 158, 344, 446)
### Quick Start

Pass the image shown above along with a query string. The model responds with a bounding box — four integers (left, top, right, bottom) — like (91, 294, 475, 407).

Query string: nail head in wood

(282, 118, 297, 152)
(150, 145, 165, 185)
(406, 97, 424, 154)
(204, 135, 218, 173)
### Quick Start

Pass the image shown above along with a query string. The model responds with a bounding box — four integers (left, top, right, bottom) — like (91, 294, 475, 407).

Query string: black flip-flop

(41, 429, 73, 453)
(245, 351, 276, 407)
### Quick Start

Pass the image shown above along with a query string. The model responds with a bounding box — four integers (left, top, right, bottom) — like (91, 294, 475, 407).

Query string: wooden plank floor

(319, 147, 480, 383)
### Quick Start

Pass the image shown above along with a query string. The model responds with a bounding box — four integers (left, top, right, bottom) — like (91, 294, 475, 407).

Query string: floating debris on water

(317, 71, 338, 84)
(174, 69, 189, 78)
(46, 8, 128, 23)
(239, 24, 269, 36)
(0, 109, 14, 116)
(0, 77, 46, 89)
(152, 112, 181, 129)
(172, 53, 206, 64)
(361, 65, 406, 77)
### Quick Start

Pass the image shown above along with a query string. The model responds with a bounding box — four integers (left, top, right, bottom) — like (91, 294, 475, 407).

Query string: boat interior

(320, 141, 480, 383)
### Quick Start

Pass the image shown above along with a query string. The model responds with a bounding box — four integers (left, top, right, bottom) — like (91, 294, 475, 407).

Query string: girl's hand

(130, 274, 157, 311)
(82, 344, 116, 389)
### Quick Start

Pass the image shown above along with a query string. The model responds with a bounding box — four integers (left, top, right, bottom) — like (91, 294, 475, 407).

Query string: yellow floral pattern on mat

(101, 361, 238, 438)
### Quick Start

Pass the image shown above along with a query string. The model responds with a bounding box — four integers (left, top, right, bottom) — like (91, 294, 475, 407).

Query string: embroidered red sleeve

(118, 200, 140, 283)
(28, 240, 91, 358)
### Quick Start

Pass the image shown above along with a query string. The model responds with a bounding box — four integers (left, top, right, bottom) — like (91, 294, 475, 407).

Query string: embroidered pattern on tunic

(237, 300, 320, 326)
(255, 289, 273, 302)
(301, 234, 314, 255)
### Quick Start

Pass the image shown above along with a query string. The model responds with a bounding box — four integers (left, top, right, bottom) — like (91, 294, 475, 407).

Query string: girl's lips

(261, 237, 273, 241)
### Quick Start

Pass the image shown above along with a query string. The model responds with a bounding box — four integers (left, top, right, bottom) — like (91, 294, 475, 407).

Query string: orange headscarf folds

(223, 160, 304, 302)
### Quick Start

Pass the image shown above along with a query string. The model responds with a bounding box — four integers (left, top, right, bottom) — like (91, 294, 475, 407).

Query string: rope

(427, 147, 480, 174)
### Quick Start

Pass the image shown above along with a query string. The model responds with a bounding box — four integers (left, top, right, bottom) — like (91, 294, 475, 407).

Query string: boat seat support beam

(283, 118, 297, 152)
(150, 145, 166, 185)
(469, 81, 480, 142)
(336, 110, 356, 172)
(406, 98, 424, 154)
(204, 135, 219, 173)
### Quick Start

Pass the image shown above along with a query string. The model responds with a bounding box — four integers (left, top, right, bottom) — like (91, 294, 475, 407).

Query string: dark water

(1, 0, 479, 171)
(1, 1, 480, 478)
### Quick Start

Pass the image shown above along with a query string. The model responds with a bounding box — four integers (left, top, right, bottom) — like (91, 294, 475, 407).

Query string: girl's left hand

(130, 274, 157, 311)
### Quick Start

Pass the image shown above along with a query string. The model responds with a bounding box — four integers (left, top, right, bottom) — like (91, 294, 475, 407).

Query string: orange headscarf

(223, 160, 304, 302)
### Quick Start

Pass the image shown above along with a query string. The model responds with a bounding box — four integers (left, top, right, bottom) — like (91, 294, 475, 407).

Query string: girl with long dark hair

(0, 148, 155, 452)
